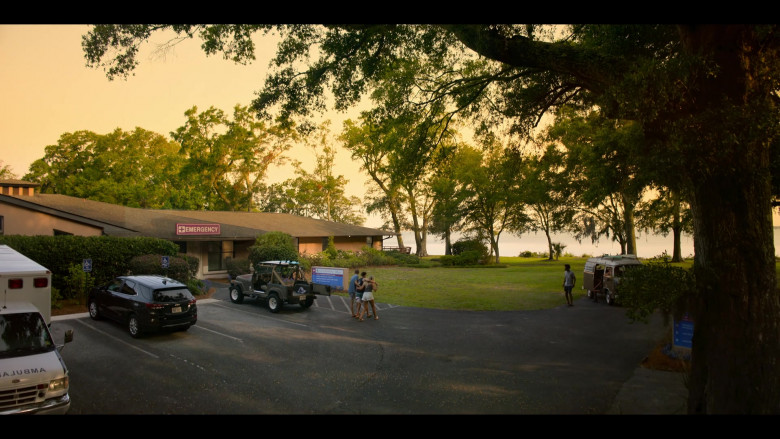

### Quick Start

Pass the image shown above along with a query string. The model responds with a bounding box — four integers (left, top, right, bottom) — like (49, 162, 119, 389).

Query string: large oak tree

(83, 24, 780, 414)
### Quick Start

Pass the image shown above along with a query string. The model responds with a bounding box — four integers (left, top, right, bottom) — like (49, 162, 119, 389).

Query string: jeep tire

(229, 286, 244, 304)
(267, 293, 282, 313)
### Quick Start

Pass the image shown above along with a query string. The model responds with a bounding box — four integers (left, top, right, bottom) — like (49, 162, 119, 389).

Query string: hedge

(0, 235, 182, 298)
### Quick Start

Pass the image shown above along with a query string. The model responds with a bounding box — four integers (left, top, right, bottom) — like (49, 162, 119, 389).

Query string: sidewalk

(607, 366, 689, 414)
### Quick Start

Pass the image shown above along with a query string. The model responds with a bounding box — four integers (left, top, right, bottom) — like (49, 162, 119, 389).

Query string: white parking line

(314, 295, 399, 313)
(191, 324, 244, 342)
(74, 319, 159, 359)
(316, 295, 352, 313)
(207, 301, 310, 327)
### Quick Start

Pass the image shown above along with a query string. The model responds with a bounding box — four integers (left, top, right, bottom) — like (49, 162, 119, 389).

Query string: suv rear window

(153, 287, 194, 302)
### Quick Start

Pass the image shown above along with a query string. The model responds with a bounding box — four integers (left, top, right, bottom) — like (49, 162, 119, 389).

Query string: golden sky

(0, 24, 366, 208)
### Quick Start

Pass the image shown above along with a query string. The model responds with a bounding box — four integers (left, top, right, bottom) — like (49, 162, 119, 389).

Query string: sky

(0, 24, 366, 212)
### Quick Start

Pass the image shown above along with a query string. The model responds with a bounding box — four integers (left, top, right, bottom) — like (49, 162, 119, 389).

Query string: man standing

(563, 264, 576, 307)
(348, 269, 360, 318)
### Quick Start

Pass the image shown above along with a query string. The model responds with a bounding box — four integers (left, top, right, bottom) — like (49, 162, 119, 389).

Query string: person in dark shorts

(348, 269, 360, 317)
(354, 271, 366, 319)
(563, 264, 576, 307)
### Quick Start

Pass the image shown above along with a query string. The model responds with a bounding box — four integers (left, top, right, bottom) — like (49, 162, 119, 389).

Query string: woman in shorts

(358, 275, 379, 321)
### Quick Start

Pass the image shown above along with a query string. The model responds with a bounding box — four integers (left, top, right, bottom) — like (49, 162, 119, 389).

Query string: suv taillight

(34, 277, 48, 288)
(8, 278, 23, 289)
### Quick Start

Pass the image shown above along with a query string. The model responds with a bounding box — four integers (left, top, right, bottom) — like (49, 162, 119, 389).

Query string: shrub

(382, 250, 420, 265)
(439, 255, 456, 266)
(324, 236, 338, 259)
(451, 238, 489, 264)
(186, 278, 206, 296)
(51, 286, 64, 310)
(225, 257, 251, 279)
(619, 261, 695, 324)
(439, 250, 481, 266)
(128, 254, 191, 284)
(180, 253, 200, 278)
(62, 263, 94, 304)
(551, 242, 567, 260)
(0, 235, 180, 293)
(299, 246, 403, 270)
(249, 231, 298, 266)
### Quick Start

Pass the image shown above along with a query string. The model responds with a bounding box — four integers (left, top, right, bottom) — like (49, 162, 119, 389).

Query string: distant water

(398, 228, 780, 258)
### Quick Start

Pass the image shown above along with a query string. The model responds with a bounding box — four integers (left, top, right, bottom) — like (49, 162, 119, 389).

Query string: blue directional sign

(673, 313, 694, 349)
(83, 259, 92, 273)
(161, 256, 170, 269)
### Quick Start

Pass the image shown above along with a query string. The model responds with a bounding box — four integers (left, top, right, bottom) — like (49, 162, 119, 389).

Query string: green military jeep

(228, 260, 331, 313)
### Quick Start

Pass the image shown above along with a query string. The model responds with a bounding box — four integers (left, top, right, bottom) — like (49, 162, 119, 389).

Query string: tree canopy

(82, 24, 780, 414)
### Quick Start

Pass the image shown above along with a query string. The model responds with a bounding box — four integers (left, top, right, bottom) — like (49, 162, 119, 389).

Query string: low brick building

(0, 180, 394, 279)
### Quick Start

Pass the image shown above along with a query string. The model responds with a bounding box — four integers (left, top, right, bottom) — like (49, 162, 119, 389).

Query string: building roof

(0, 179, 38, 187)
(0, 193, 394, 241)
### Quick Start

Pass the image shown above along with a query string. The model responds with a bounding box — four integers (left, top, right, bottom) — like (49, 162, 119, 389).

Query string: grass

(334, 255, 700, 311)
(335, 256, 588, 311)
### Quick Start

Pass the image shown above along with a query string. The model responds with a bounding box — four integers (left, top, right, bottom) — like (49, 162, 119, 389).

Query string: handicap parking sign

(83, 259, 92, 272)
(161, 256, 170, 269)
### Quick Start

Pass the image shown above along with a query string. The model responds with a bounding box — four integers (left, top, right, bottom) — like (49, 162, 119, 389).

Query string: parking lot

(51, 288, 672, 414)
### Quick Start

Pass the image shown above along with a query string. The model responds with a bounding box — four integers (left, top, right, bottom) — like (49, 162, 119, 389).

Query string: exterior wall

(0, 203, 102, 236)
(0, 186, 35, 196)
(297, 235, 383, 254)
(298, 236, 325, 255)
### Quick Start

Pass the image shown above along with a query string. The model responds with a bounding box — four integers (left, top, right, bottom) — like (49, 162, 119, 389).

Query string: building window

(366, 236, 373, 248)
(322, 237, 329, 251)
(207, 241, 234, 271)
(0, 216, 3, 235)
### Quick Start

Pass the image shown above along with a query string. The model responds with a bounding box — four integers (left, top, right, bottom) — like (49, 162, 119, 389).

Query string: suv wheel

(267, 293, 282, 313)
(128, 314, 143, 338)
(229, 286, 244, 304)
(605, 291, 614, 306)
(88, 299, 101, 320)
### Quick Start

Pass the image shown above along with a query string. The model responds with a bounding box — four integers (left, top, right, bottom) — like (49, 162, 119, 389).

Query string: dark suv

(88, 275, 197, 338)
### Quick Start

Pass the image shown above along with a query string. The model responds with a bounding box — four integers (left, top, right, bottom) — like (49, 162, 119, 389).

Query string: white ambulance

(0, 244, 72, 414)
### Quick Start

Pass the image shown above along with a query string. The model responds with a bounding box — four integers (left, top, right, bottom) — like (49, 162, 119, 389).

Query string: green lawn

(337, 257, 588, 311)
(333, 256, 702, 311)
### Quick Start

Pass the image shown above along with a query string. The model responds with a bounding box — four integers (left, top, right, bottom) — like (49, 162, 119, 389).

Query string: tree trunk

(545, 230, 554, 261)
(622, 195, 637, 255)
(673, 25, 780, 413)
(492, 235, 501, 264)
(388, 205, 405, 249)
(672, 193, 683, 262)
(686, 170, 780, 414)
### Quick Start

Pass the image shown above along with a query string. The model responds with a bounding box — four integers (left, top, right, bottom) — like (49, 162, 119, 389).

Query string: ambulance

(0, 244, 72, 414)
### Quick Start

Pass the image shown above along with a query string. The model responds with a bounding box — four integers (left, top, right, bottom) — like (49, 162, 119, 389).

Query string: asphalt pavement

(54, 283, 691, 415)
(206, 280, 692, 415)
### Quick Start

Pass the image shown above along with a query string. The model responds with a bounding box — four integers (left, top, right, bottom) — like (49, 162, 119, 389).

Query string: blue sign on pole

(673, 313, 694, 349)
(83, 259, 92, 273)
(311, 266, 345, 290)
(161, 256, 170, 269)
